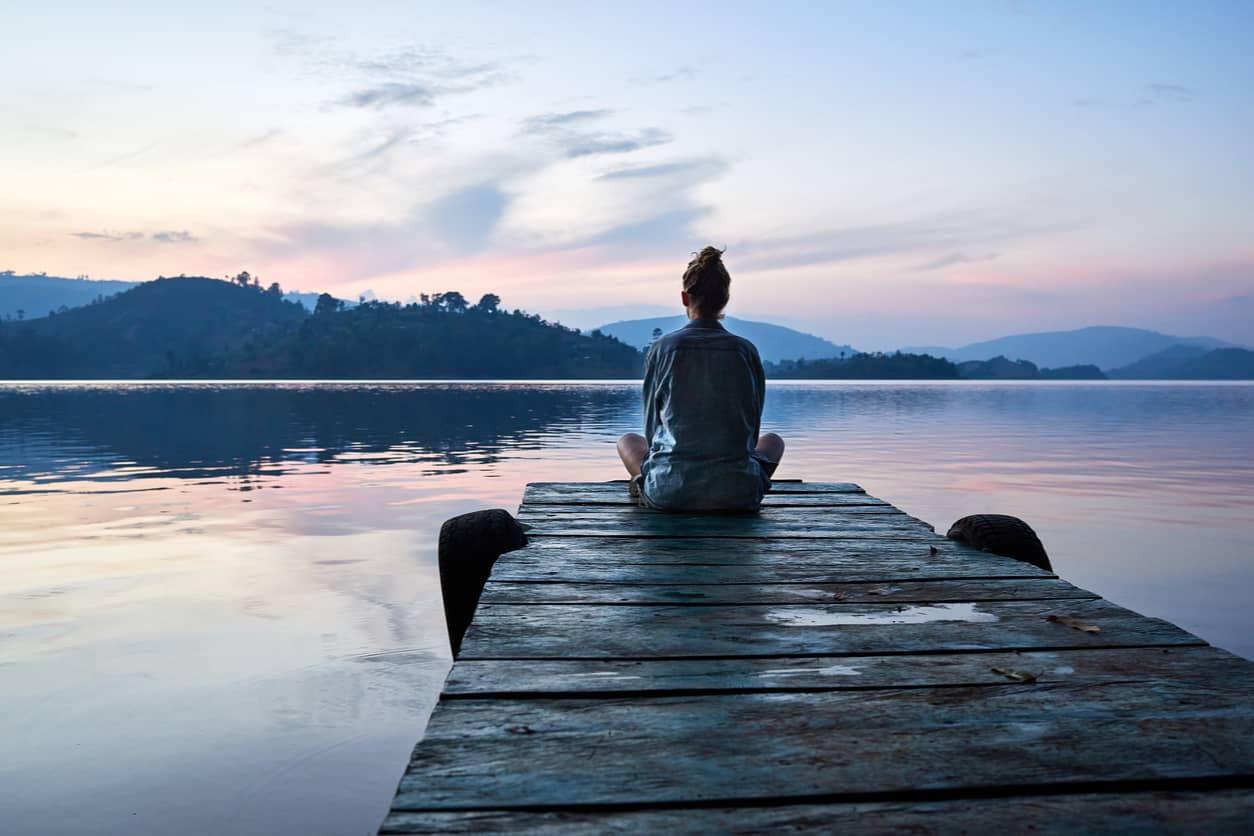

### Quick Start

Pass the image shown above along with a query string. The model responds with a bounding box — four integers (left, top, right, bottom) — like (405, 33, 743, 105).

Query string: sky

(2, 0, 1252, 349)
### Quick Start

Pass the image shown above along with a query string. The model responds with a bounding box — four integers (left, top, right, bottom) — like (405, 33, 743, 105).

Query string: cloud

(274, 34, 507, 110)
(581, 207, 711, 250)
(522, 110, 613, 131)
(633, 66, 696, 84)
(597, 159, 725, 181)
(520, 110, 672, 158)
(917, 251, 999, 271)
(1144, 82, 1198, 103)
(733, 211, 1072, 273)
(70, 230, 198, 243)
(563, 128, 671, 158)
(235, 129, 283, 150)
(70, 230, 144, 241)
(151, 230, 197, 244)
(338, 82, 437, 108)
(426, 184, 509, 251)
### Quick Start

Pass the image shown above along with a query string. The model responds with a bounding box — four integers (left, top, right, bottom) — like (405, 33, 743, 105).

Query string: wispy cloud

(70, 229, 197, 243)
(338, 82, 437, 109)
(522, 110, 612, 131)
(633, 66, 697, 84)
(917, 251, 999, 271)
(274, 33, 508, 110)
(520, 110, 671, 158)
(1144, 82, 1198, 103)
(151, 230, 197, 243)
(235, 129, 283, 150)
(70, 230, 144, 241)
(426, 184, 509, 251)
(564, 129, 671, 158)
(734, 211, 1071, 273)
(598, 159, 725, 181)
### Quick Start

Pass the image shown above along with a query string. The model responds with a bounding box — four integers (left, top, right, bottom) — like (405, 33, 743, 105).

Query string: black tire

(946, 514, 1052, 571)
(438, 509, 528, 656)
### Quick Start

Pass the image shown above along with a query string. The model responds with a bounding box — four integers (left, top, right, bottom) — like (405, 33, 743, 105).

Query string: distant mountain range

(0, 272, 322, 317)
(901, 326, 1239, 371)
(1108, 346, 1254, 380)
(596, 315, 856, 364)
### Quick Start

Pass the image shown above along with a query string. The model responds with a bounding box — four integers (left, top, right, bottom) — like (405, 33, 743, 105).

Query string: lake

(2, 381, 1252, 835)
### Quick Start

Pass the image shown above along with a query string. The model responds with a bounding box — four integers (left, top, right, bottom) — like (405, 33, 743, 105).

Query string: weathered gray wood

(392, 680, 1254, 810)
(489, 536, 1054, 582)
(381, 789, 1254, 834)
(443, 645, 1245, 696)
(458, 597, 1202, 659)
(523, 484, 888, 507)
(516, 506, 937, 538)
(477, 577, 1097, 606)
(383, 481, 1254, 831)
(525, 481, 866, 497)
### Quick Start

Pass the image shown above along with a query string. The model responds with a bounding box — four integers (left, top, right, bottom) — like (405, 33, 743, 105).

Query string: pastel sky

(3, 1, 1252, 349)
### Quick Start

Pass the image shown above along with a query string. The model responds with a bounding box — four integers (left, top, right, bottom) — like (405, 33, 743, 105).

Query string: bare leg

(755, 432, 785, 475)
(617, 433, 649, 478)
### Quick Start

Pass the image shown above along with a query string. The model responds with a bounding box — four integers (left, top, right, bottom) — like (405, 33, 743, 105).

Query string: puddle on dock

(764, 602, 999, 627)
(759, 664, 862, 677)
(567, 671, 642, 680)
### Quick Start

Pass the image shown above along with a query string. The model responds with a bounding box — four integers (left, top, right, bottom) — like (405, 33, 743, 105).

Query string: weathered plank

(381, 789, 1254, 834)
(477, 577, 1097, 606)
(524, 481, 867, 493)
(489, 536, 1053, 582)
(523, 484, 888, 508)
(384, 480, 1254, 831)
(442, 645, 1247, 697)
(458, 598, 1202, 659)
(391, 680, 1254, 810)
(516, 506, 936, 538)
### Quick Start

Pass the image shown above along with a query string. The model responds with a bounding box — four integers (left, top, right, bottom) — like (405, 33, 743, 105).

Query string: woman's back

(616, 246, 784, 512)
(640, 318, 768, 511)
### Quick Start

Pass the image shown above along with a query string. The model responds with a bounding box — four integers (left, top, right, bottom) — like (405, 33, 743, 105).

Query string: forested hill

(0, 277, 643, 379)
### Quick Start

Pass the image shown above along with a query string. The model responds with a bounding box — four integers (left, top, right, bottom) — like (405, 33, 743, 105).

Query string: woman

(617, 247, 785, 511)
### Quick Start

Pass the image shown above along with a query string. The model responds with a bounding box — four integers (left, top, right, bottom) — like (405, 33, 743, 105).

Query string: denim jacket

(639, 318, 770, 511)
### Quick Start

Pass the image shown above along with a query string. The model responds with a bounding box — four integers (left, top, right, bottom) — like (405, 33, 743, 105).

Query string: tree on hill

(768, 352, 959, 379)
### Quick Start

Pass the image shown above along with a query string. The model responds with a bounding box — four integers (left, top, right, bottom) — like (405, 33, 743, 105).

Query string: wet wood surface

(381, 480, 1254, 833)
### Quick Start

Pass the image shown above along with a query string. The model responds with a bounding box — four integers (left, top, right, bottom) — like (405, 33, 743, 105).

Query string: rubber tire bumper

(439, 509, 528, 656)
(946, 513, 1052, 571)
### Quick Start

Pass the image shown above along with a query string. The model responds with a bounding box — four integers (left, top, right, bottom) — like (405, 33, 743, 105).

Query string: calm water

(2, 381, 1252, 835)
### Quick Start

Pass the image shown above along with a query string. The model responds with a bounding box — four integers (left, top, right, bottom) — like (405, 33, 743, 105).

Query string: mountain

(0, 272, 138, 319)
(901, 326, 1236, 370)
(1109, 346, 1254, 379)
(0, 278, 642, 379)
(596, 315, 855, 363)
(0, 277, 308, 378)
(0, 272, 324, 318)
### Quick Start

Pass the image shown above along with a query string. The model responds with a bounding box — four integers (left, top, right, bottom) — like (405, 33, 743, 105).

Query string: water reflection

(1, 381, 1252, 835)
(0, 383, 637, 490)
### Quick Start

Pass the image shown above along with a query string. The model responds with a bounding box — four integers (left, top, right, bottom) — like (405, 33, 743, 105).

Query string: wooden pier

(382, 481, 1254, 833)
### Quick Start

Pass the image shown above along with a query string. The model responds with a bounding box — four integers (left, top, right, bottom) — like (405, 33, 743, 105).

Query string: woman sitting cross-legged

(617, 246, 784, 512)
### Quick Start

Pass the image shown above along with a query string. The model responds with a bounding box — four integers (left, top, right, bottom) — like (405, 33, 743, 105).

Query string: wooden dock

(381, 481, 1254, 833)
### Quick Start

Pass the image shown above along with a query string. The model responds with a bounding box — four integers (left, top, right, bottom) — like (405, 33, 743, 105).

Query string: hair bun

(694, 245, 725, 267)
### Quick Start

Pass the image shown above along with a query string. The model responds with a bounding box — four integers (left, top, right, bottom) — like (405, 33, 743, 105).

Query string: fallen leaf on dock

(1046, 615, 1101, 633)
(991, 666, 1038, 683)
